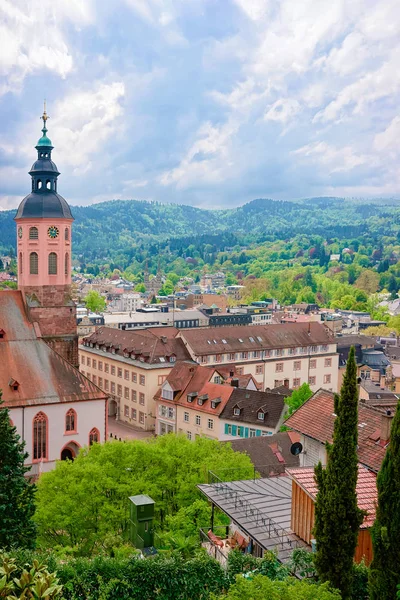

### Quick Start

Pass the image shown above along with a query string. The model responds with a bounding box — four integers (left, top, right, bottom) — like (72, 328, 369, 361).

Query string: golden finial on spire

(41, 99, 49, 126)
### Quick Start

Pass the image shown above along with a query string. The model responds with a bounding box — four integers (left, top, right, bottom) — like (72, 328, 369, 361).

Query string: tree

(217, 574, 341, 600)
(135, 283, 146, 293)
(369, 399, 400, 599)
(313, 347, 364, 599)
(84, 290, 106, 313)
(284, 383, 313, 417)
(355, 270, 380, 294)
(35, 435, 253, 555)
(0, 395, 36, 549)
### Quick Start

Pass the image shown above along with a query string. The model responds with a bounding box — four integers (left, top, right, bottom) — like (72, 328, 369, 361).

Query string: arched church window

(37, 180, 42, 190)
(19, 252, 22, 274)
(46, 180, 51, 190)
(30, 252, 38, 275)
(89, 428, 100, 445)
(33, 412, 48, 460)
(29, 227, 38, 239)
(65, 228, 69, 241)
(65, 252, 69, 276)
(48, 252, 57, 275)
(65, 408, 77, 432)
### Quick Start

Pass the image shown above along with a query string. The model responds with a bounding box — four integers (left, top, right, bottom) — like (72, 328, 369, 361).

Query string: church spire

(37, 101, 53, 149)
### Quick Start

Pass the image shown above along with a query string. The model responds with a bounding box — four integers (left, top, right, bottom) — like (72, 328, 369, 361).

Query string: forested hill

(0, 197, 399, 263)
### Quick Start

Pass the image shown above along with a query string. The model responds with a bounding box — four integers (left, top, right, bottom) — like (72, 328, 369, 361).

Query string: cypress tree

(369, 399, 400, 599)
(313, 347, 364, 598)
(0, 394, 36, 548)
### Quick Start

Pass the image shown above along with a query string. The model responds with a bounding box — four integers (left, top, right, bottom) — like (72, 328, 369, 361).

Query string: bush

(213, 574, 341, 599)
(0, 551, 63, 599)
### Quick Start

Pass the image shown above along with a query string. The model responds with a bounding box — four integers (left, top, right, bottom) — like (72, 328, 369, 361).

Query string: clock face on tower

(47, 226, 59, 239)
(18, 226, 22, 239)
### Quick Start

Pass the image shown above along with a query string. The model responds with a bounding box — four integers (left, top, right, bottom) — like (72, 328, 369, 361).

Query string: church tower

(15, 105, 78, 367)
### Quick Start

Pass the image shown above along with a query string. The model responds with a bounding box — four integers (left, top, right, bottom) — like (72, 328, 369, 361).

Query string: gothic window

(19, 252, 22, 274)
(33, 412, 48, 460)
(29, 227, 38, 239)
(65, 228, 69, 241)
(30, 252, 38, 275)
(65, 408, 77, 432)
(48, 252, 57, 275)
(89, 428, 100, 445)
(65, 253, 69, 276)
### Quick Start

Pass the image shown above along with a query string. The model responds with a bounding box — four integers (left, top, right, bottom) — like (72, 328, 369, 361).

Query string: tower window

(29, 227, 38, 239)
(37, 180, 42, 190)
(65, 252, 69, 276)
(19, 252, 22, 274)
(33, 412, 48, 460)
(48, 252, 57, 275)
(46, 180, 51, 190)
(65, 228, 69, 241)
(30, 252, 38, 275)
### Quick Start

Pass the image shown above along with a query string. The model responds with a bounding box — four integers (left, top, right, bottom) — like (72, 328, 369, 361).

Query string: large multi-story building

(179, 322, 338, 392)
(79, 326, 191, 430)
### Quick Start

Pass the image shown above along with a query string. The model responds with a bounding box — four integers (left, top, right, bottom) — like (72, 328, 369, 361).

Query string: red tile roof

(180, 322, 333, 355)
(286, 465, 377, 528)
(285, 388, 388, 472)
(0, 291, 107, 408)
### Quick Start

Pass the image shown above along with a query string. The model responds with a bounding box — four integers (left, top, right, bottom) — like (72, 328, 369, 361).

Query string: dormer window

(257, 411, 265, 421)
(8, 378, 20, 391)
(233, 407, 241, 416)
(169, 355, 176, 363)
(0, 328, 5, 339)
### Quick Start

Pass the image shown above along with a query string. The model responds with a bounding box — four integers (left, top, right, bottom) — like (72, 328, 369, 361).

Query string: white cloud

(0, 0, 93, 94)
(264, 98, 301, 124)
(233, 0, 270, 21)
(293, 141, 370, 173)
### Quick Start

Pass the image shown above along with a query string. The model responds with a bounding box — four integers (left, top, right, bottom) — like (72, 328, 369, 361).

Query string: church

(0, 107, 108, 475)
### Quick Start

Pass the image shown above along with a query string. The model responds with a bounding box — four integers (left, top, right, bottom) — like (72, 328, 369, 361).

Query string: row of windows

(275, 358, 332, 372)
(26, 226, 69, 240)
(183, 412, 214, 429)
(272, 374, 331, 388)
(224, 424, 272, 438)
(33, 179, 56, 191)
(123, 406, 145, 423)
(81, 372, 146, 403)
(200, 346, 330, 363)
(21, 252, 69, 276)
(32, 410, 99, 461)
(81, 356, 147, 385)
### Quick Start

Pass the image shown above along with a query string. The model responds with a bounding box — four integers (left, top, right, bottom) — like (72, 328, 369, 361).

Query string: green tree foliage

(84, 290, 106, 313)
(284, 383, 313, 417)
(369, 399, 400, 600)
(0, 552, 63, 599)
(313, 347, 365, 598)
(35, 435, 253, 555)
(214, 574, 341, 600)
(0, 395, 36, 550)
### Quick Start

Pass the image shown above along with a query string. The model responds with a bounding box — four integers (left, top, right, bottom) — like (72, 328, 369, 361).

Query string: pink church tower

(15, 105, 78, 367)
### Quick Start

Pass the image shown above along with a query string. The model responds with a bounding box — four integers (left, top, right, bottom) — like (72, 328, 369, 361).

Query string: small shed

(128, 494, 155, 550)
(286, 465, 377, 565)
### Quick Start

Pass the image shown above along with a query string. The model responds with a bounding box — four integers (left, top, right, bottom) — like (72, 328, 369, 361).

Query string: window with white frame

(195, 415, 201, 425)
(184, 412, 189, 422)
(208, 419, 214, 430)
(162, 388, 173, 400)
(257, 411, 265, 421)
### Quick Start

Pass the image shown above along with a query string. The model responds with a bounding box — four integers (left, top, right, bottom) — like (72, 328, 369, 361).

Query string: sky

(1, 0, 400, 210)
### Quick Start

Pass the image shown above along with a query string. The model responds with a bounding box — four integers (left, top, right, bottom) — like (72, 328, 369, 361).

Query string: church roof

(0, 291, 106, 408)
(15, 191, 73, 220)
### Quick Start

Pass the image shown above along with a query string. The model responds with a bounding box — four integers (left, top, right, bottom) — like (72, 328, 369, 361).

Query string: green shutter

(245, 427, 249, 438)
(232, 425, 237, 436)
(238, 426, 244, 437)
(256, 430, 262, 437)
(224, 423, 229, 435)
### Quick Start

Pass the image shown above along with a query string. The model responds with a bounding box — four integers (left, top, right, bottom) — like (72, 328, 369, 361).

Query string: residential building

(179, 322, 338, 392)
(103, 308, 209, 330)
(180, 293, 228, 311)
(79, 326, 191, 430)
(117, 293, 143, 312)
(208, 312, 252, 327)
(285, 388, 390, 472)
(287, 465, 377, 564)
(225, 431, 301, 477)
(2, 109, 108, 474)
(226, 285, 245, 301)
(219, 387, 290, 439)
(200, 272, 226, 290)
(337, 336, 391, 391)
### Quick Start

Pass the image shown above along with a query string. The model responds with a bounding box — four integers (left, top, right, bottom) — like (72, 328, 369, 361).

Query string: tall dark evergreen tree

(313, 347, 364, 599)
(369, 399, 400, 600)
(0, 394, 36, 548)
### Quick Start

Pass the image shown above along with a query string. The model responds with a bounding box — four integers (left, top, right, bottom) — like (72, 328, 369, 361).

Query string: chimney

(380, 410, 393, 445)
(380, 374, 386, 390)
(231, 378, 239, 388)
(229, 369, 235, 377)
